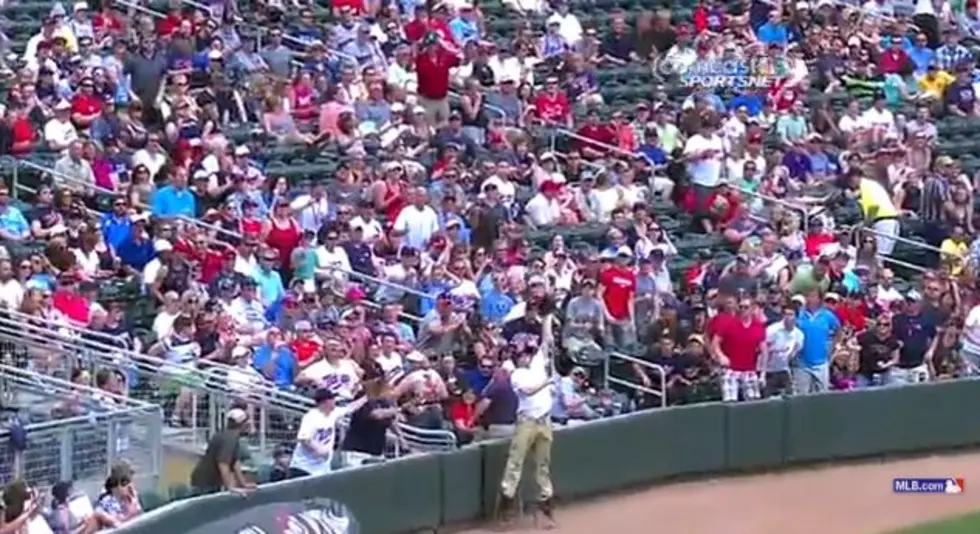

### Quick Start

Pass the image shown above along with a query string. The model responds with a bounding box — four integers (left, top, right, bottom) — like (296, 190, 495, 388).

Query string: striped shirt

(935, 44, 972, 71)
(920, 174, 949, 222)
(162, 334, 201, 373)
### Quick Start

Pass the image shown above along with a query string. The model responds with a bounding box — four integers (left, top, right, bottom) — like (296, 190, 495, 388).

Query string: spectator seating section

(0, 0, 948, 510)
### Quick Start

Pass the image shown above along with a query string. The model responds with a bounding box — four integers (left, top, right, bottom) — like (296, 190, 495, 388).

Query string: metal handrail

(540, 118, 636, 160)
(115, 0, 166, 19)
(0, 363, 156, 412)
(318, 264, 430, 300)
(877, 254, 929, 274)
(177, 0, 213, 14)
(860, 226, 956, 258)
(0, 308, 315, 412)
(602, 351, 667, 408)
(251, 25, 360, 66)
(3, 157, 240, 241)
(737, 187, 817, 235)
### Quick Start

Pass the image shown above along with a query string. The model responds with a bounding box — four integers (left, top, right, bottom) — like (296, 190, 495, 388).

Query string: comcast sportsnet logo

(656, 56, 787, 89)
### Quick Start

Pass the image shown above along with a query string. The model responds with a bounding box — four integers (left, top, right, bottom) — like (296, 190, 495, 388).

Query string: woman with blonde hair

(262, 95, 314, 145)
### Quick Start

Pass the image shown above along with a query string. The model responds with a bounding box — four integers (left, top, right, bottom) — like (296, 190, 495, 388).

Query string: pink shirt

(318, 101, 352, 137)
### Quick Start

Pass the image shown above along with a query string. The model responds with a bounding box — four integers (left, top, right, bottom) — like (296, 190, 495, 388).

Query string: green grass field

(891, 511, 980, 533)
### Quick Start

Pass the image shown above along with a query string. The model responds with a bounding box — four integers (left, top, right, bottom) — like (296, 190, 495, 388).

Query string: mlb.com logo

(893, 477, 965, 494)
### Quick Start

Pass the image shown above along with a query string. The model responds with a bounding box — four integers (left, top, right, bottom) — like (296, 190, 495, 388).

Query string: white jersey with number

(300, 359, 361, 401)
(290, 407, 346, 476)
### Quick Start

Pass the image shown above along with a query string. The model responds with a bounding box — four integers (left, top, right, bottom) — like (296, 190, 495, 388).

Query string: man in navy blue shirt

(116, 216, 155, 273)
(891, 290, 936, 384)
(344, 226, 377, 277)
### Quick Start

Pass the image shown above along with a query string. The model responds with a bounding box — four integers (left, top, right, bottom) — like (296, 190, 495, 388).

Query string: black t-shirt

(648, 28, 676, 54)
(196, 329, 220, 359)
(892, 312, 936, 368)
(601, 32, 635, 61)
(190, 428, 241, 491)
(857, 331, 902, 378)
(473, 202, 509, 250)
(342, 398, 395, 456)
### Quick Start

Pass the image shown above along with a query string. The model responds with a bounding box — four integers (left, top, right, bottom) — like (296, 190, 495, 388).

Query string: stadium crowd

(3, 0, 980, 521)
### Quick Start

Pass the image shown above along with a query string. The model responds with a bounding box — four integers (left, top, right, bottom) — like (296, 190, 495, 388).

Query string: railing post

(107, 418, 119, 472)
(60, 426, 74, 481)
(148, 407, 163, 488)
(10, 158, 19, 201)
(259, 405, 269, 454)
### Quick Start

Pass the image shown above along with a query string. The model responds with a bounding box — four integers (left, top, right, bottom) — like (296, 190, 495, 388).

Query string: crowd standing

(2, 0, 980, 514)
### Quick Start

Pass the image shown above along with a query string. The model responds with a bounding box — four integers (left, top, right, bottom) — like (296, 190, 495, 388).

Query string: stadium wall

(116, 379, 980, 534)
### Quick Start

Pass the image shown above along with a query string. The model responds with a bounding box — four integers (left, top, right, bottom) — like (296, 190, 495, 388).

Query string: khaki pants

(500, 414, 553, 500)
(419, 96, 450, 124)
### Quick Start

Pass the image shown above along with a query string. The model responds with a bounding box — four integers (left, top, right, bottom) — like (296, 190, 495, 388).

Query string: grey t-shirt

(124, 51, 167, 101)
(260, 45, 294, 78)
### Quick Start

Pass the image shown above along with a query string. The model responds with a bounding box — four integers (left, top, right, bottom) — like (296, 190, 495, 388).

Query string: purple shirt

(782, 150, 813, 181)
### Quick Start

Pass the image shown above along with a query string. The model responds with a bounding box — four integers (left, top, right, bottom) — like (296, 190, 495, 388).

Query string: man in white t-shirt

(0, 260, 24, 311)
(875, 269, 904, 310)
(497, 310, 557, 527)
(861, 93, 897, 140)
(524, 180, 563, 227)
(762, 306, 804, 397)
(393, 187, 440, 249)
(44, 100, 79, 152)
(290, 389, 366, 476)
(683, 120, 724, 227)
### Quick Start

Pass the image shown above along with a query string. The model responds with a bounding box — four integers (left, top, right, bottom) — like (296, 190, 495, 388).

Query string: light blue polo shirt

(150, 185, 196, 218)
(252, 268, 285, 307)
(796, 306, 840, 368)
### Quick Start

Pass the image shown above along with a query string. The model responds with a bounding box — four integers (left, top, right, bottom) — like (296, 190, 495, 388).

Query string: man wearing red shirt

(93, 4, 124, 38)
(710, 297, 766, 402)
(533, 77, 571, 127)
(332, 0, 366, 16)
(52, 274, 91, 327)
(8, 105, 38, 155)
(404, 6, 432, 43)
(157, 6, 184, 38)
(428, 2, 457, 47)
(71, 77, 101, 128)
(415, 33, 461, 124)
(878, 37, 911, 75)
(803, 218, 836, 258)
(575, 109, 615, 159)
(832, 291, 868, 332)
(290, 320, 323, 368)
(598, 247, 637, 347)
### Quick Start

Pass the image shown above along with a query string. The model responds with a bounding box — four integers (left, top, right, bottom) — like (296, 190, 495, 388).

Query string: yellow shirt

(918, 71, 955, 99)
(858, 178, 898, 221)
(940, 238, 968, 276)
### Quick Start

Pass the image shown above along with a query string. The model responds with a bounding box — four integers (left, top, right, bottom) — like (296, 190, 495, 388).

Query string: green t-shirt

(291, 246, 317, 283)
(788, 264, 832, 295)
